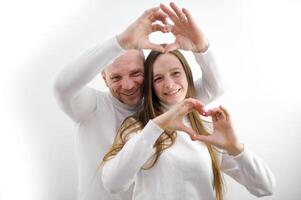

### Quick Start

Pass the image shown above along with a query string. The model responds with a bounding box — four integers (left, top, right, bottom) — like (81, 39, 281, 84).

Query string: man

(53, 3, 224, 200)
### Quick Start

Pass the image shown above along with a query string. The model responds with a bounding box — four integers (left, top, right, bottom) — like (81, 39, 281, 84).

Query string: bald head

(102, 49, 145, 107)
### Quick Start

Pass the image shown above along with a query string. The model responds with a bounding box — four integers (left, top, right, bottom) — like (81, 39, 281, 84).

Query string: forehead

(153, 53, 183, 75)
(105, 50, 144, 75)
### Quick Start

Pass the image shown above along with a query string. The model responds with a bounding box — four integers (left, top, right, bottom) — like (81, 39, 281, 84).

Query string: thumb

(143, 41, 165, 52)
(164, 42, 180, 52)
(177, 123, 197, 139)
(191, 134, 214, 144)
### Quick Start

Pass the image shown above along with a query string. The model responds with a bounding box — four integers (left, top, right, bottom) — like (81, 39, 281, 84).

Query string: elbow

(251, 174, 276, 197)
(53, 76, 72, 98)
(262, 174, 276, 196)
(53, 77, 66, 95)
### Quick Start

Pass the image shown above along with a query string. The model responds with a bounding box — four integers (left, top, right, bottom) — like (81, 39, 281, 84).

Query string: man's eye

(111, 77, 121, 82)
(132, 72, 143, 77)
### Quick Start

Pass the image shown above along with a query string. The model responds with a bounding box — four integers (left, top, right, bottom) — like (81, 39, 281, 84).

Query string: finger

(184, 98, 205, 115)
(208, 108, 218, 122)
(182, 8, 193, 22)
(206, 109, 213, 116)
(144, 41, 165, 52)
(160, 3, 178, 22)
(143, 6, 160, 16)
(152, 24, 169, 33)
(152, 11, 168, 24)
(178, 124, 197, 138)
(219, 105, 230, 120)
(216, 108, 226, 120)
(165, 23, 173, 32)
(191, 134, 213, 144)
(170, 2, 186, 22)
(165, 42, 180, 52)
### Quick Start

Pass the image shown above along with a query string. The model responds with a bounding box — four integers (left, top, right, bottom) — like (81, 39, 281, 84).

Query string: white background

(1, 0, 301, 199)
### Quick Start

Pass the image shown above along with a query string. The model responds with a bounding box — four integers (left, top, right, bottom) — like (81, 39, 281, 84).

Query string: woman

(100, 46, 275, 200)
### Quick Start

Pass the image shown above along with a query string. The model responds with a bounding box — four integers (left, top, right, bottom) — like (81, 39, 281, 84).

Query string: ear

(101, 71, 109, 87)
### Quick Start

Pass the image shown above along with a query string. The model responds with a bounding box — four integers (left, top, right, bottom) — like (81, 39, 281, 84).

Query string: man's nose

(122, 77, 135, 90)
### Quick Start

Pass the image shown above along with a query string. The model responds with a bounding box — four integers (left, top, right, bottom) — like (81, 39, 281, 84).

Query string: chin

(126, 98, 140, 107)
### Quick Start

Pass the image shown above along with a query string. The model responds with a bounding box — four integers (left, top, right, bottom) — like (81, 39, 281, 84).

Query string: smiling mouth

(164, 88, 181, 96)
(121, 88, 140, 96)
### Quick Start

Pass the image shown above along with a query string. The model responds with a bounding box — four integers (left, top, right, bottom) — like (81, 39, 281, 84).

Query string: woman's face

(152, 53, 188, 106)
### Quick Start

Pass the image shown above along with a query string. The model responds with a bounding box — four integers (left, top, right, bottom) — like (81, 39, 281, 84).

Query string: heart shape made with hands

(118, 3, 209, 53)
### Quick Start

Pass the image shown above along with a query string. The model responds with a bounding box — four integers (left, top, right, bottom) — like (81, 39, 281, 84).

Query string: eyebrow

(109, 74, 121, 78)
(110, 69, 142, 78)
(153, 67, 182, 78)
(130, 69, 143, 74)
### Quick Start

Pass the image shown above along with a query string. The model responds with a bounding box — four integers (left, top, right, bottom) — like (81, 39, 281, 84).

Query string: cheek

(153, 83, 162, 96)
(109, 82, 121, 92)
(135, 76, 144, 85)
(179, 76, 188, 89)
(182, 80, 189, 94)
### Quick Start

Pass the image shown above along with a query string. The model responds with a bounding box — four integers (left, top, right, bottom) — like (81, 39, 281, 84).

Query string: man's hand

(160, 2, 209, 53)
(117, 7, 171, 52)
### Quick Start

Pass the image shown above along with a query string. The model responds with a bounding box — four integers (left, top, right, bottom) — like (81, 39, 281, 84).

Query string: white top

(53, 36, 224, 200)
(102, 118, 276, 200)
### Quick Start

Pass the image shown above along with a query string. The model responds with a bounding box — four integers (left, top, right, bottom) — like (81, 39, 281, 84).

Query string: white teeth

(164, 88, 181, 95)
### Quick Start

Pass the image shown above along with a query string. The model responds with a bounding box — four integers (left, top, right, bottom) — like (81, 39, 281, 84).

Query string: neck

(160, 102, 174, 112)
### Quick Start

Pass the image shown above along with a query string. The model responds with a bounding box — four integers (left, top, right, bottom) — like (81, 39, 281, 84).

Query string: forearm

(193, 48, 225, 104)
(54, 36, 124, 97)
(222, 148, 276, 197)
(53, 37, 125, 122)
(102, 120, 163, 194)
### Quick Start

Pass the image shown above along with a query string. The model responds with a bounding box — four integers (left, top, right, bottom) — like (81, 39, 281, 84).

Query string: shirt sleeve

(193, 47, 225, 105)
(53, 36, 125, 123)
(101, 120, 163, 194)
(220, 147, 276, 197)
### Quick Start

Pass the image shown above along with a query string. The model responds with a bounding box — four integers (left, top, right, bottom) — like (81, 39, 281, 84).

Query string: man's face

(102, 50, 144, 107)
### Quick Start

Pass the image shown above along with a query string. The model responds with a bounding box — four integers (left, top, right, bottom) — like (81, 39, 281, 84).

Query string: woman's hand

(192, 106, 244, 156)
(160, 2, 209, 53)
(153, 98, 206, 137)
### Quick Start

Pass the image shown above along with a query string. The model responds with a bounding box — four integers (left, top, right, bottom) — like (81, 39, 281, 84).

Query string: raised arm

(53, 7, 169, 123)
(53, 37, 124, 123)
(160, 2, 225, 104)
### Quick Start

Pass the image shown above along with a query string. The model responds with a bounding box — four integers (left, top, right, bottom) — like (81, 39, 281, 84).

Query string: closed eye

(153, 77, 162, 83)
(172, 71, 181, 76)
(111, 76, 121, 82)
(131, 71, 143, 77)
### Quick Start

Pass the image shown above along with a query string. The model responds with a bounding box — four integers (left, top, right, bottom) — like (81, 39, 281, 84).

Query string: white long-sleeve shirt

(102, 118, 276, 200)
(53, 36, 224, 200)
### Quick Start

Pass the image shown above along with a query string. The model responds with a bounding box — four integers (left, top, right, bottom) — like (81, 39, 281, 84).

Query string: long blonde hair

(102, 47, 224, 200)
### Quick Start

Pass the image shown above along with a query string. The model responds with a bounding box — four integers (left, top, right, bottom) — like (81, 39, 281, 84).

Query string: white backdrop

(1, 0, 301, 199)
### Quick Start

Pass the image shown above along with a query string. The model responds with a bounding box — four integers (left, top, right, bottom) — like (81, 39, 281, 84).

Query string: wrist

(152, 115, 171, 130)
(195, 39, 210, 53)
(227, 143, 244, 156)
(116, 34, 133, 50)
